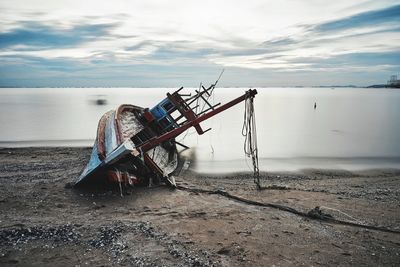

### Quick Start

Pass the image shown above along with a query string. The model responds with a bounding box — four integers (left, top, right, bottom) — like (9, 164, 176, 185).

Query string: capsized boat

(75, 84, 257, 188)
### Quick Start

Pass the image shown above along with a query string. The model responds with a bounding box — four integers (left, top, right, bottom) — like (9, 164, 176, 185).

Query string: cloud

(315, 4, 400, 32)
(0, 1, 399, 86)
(0, 22, 117, 49)
(210, 4, 400, 72)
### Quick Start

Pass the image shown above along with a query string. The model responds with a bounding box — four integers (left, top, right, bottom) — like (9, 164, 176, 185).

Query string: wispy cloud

(0, 23, 117, 49)
(212, 4, 400, 73)
(315, 4, 400, 32)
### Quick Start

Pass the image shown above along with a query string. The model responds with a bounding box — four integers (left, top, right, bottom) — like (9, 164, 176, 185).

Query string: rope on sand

(319, 205, 362, 223)
(176, 185, 400, 234)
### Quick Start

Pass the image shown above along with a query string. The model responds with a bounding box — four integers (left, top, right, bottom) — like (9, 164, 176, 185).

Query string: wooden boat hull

(75, 104, 178, 187)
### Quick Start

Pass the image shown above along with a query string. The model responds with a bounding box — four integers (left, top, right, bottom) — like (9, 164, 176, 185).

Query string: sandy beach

(0, 147, 399, 266)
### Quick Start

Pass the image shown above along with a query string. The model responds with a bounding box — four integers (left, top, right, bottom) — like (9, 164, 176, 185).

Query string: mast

(139, 89, 257, 153)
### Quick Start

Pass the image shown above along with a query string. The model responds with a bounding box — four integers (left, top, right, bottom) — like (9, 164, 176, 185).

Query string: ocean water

(1, 87, 400, 172)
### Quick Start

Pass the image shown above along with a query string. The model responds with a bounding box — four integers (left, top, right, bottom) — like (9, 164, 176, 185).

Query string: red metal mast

(139, 89, 257, 153)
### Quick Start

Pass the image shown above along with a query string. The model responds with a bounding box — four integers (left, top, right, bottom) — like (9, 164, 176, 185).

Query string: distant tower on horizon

(387, 75, 400, 88)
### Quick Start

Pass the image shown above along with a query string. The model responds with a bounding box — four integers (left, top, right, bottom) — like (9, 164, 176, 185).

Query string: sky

(0, 0, 399, 87)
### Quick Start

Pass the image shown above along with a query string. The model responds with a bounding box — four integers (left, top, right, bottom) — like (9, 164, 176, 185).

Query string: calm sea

(1, 87, 399, 172)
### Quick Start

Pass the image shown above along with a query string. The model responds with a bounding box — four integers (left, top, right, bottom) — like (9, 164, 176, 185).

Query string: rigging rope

(180, 70, 224, 143)
(242, 95, 261, 189)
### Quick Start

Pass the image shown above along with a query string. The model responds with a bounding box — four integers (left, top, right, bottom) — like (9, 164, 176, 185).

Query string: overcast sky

(0, 0, 399, 87)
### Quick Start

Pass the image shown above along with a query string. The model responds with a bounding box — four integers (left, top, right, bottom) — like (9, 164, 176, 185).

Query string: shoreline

(0, 147, 399, 266)
(1, 146, 400, 173)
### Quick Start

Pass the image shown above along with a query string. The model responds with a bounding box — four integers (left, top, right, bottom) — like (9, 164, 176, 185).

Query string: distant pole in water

(314, 102, 317, 110)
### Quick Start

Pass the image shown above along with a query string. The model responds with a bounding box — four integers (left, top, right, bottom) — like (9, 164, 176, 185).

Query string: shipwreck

(75, 82, 259, 189)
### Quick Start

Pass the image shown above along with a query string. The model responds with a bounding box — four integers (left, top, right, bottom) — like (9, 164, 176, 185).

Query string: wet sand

(0, 147, 399, 266)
